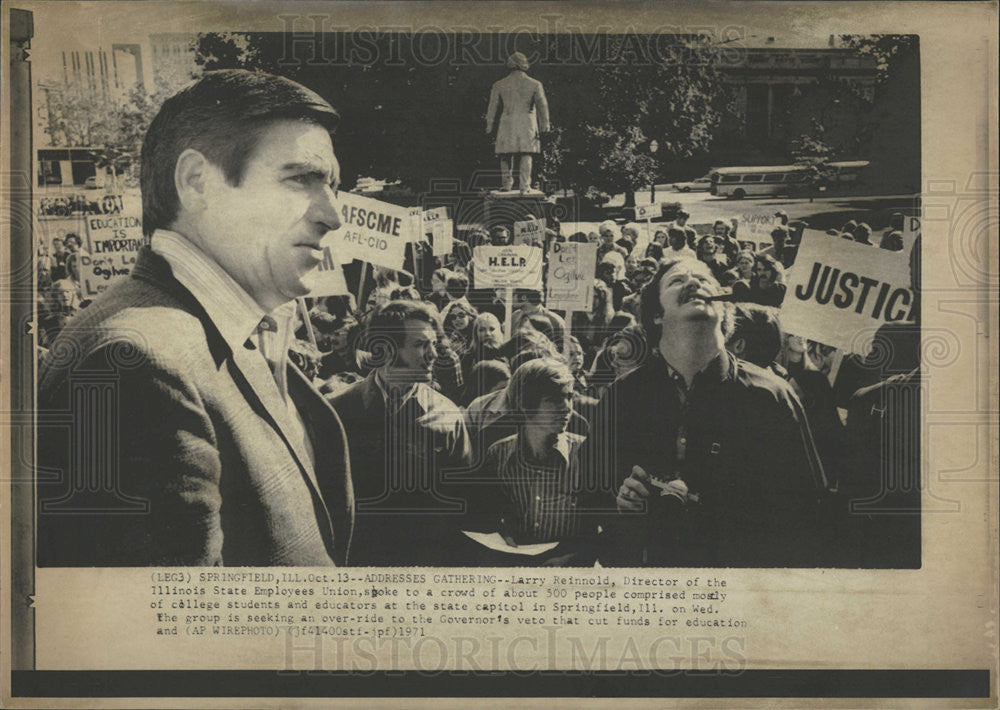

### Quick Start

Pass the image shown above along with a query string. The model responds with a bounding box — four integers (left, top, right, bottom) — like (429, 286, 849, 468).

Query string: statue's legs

(499, 155, 514, 191)
(517, 154, 533, 191)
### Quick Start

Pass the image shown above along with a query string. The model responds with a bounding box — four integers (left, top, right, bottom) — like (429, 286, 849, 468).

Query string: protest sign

(513, 217, 545, 246)
(738, 212, 779, 242)
(422, 206, 448, 224)
(332, 191, 412, 270)
(302, 235, 349, 297)
(472, 245, 544, 290)
(431, 218, 454, 257)
(80, 195, 143, 298)
(780, 231, 914, 356)
(546, 241, 598, 312)
(902, 215, 920, 251)
(634, 202, 658, 221)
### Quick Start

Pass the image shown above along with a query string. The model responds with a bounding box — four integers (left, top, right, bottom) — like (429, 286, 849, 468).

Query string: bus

(709, 161, 869, 199)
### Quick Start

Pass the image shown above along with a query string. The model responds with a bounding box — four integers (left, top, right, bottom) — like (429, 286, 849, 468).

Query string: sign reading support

(80, 195, 143, 298)
(513, 217, 545, 247)
(780, 232, 914, 356)
(432, 219, 454, 257)
(333, 192, 412, 270)
(738, 212, 779, 243)
(472, 245, 544, 290)
(546, 241, 598, 311)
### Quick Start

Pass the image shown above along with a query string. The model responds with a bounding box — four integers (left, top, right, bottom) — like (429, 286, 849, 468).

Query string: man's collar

(150, 229, 294, 352)
(654, 349, 734, 390)
(517, 430, 572, 466)
(369, 369, 420, 411)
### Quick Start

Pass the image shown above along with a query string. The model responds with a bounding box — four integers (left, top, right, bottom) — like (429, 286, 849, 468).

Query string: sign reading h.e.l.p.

(513, 218, 545, 246)
(473, 245, 543, 289)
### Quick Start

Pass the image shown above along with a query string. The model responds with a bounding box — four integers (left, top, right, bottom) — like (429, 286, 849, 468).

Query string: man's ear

(730, 336, 746, 355)
(174, 148, 211, 213)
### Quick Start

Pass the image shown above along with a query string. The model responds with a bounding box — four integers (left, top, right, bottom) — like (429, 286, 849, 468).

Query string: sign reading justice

(780, 232, 914, 355)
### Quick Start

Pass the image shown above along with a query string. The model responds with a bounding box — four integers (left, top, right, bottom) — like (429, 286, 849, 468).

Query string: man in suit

(36, 70, 354, 566)
(486, 52, 550, 193)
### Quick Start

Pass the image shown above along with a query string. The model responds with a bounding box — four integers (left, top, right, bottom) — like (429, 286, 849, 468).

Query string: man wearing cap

(486, 52, 551, 194)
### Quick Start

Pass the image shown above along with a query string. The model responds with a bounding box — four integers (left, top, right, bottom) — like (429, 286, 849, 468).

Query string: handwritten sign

(513, 217, 545, 247)
(902, 215, 920, 251)
(635, 203, 659, 221)
(546, 241, 597, 311)
(472, 245, 544, 290)
(80, 195, 143, 297)
(738, 212, 779, 242)
(333, 191, 412, 270)
(431, 218, 454, 257)
(780, 232, 914, 356)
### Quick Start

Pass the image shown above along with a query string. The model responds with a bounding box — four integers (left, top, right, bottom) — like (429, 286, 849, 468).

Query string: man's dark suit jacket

(329, 373, 474, 566)
(36, 247, 354, 566)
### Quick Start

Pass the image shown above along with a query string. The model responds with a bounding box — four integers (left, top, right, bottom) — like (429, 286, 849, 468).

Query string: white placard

(333, 191, 412, 270)
(432, 218, 454, 257)
(80, 195, 143, 298)
(472, 245, 544, 290)
(780, 232, 914, 356)
(546, 241, 598, 311)
(513, 217, 545, 246)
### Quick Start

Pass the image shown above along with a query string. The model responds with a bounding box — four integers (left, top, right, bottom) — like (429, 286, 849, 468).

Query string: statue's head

(506, 52, 530, 71)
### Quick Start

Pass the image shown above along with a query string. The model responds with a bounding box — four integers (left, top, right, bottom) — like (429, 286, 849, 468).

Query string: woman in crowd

(722, 249, 755, 287)
(586, 318, 644, 399)
(562, 335, 588, 395)
(571, 280, 615, 366)
(441, 299, 478, 357)
(461, 312, 506, 380)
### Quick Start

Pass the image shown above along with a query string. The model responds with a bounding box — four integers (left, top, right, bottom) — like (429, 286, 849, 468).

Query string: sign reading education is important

(472, 245, 544, 290)
(334, 191, 412, 270)
(780, 232, 914, 355)
(80, 194, 143, 297)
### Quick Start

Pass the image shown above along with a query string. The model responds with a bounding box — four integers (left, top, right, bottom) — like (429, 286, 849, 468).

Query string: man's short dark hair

(513, 288, 542, 306)
(445, 273, 469, 300)
(640, 258, 734, 344)
(365, 300, 441, 366)
(684, 226, 697, 249)
(667, 227, 686, 245)
(141, 69, 340, 236)
(727, 304, 783, 368)
(505, 358, 574, 419)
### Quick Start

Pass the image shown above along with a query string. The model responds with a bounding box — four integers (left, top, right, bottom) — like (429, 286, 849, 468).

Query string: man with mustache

(583, 258, 829, 567)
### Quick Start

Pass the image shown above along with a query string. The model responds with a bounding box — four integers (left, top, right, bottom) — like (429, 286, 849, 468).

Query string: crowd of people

(35, 69, 920, 570)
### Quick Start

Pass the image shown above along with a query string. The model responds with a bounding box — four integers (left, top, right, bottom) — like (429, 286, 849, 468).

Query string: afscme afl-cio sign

(332, 191, 412, 270)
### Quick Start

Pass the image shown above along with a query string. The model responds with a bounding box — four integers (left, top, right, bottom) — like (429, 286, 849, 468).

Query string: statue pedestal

(482, 190, 554, 229)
